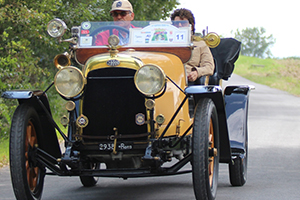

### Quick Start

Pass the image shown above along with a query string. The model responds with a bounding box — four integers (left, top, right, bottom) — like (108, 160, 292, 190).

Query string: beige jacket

(185, 40, 215, 78)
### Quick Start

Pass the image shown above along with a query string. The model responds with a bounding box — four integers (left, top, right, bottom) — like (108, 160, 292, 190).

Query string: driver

(94, 0, 135, 46)
(171, 8, 214, 83)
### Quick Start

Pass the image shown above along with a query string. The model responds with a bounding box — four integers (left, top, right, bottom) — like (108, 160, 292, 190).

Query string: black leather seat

(199, 38, 241, 85)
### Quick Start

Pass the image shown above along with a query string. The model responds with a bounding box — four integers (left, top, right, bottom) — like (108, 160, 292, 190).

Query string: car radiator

(81, 67, 148, 142)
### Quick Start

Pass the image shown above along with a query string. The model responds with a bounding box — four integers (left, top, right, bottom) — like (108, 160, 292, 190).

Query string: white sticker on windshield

(80, 36, 93, 46)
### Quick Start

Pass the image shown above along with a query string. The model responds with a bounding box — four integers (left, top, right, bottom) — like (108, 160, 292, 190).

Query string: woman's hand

(188, 70, 198, 82)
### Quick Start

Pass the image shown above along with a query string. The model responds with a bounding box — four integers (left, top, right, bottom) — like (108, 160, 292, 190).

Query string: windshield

(77, 21, 191, 48)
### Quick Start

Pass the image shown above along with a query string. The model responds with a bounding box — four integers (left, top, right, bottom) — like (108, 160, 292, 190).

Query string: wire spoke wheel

(10, 104, 45, 200)
(192, 98, 219, 200)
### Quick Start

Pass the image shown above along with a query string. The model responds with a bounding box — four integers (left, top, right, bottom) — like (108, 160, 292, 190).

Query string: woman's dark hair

(171, 8, 195, 34)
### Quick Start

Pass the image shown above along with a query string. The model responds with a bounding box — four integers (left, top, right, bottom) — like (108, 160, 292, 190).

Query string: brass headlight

(134, 64, 166, 96)
(54, 66, 85, 98)
(47, 18, 67, 38)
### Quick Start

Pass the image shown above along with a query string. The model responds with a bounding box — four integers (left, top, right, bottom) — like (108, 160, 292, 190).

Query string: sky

(176, 0, 300, 58)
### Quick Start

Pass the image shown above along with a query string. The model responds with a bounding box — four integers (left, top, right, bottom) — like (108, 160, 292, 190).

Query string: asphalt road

(1, 74, 300, 200)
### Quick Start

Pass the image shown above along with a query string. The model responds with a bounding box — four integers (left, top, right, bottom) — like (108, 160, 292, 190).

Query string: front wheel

(192, 98, 219, 200)
(10, 104, 45, 200)
(79, 162, 100, 187)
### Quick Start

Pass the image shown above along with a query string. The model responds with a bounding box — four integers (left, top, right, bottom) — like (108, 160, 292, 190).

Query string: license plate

(99, 142, 132, 151)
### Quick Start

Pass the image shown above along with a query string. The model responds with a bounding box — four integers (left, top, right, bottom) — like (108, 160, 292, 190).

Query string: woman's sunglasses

(173, 20, 189, 27)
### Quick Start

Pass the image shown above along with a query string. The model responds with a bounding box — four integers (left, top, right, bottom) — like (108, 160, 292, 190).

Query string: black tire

(10, 104, 45, 200)
(79, 163, 100, 187)
(229, 120, 248, 186)
(192, 98, 219, 200)
(229, 155, 247, 186)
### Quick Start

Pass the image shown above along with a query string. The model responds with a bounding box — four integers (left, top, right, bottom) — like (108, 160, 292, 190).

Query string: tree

(133, 0, 179, 20)
(232, 27, 276, 58)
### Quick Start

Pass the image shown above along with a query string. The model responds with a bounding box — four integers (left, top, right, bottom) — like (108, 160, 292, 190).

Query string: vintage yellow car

(1, 19, 253, 200)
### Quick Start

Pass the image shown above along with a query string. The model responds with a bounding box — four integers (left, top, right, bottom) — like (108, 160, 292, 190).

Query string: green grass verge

(0, 139, 9, 168)
(235, 56, 300, 96)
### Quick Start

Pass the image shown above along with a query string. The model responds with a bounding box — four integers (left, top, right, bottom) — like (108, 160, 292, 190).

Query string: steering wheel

(91, 25, 130, 46)
(90, 25, 129, 37)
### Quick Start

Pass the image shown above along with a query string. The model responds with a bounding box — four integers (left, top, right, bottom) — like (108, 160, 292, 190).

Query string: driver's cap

(110, 0, 133, 13)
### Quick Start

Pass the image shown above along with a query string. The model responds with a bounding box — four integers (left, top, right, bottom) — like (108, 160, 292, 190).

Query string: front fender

(2, 89, 52, 115)
(185, 85, 231, 163)
(1, 90, 41, 99)
(2, 89, 61, 158)
(224, 85, 254, 154)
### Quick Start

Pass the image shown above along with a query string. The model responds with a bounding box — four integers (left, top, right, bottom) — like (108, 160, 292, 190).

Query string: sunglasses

(173, 20, 189, 27)
(110, 11, 130, 17)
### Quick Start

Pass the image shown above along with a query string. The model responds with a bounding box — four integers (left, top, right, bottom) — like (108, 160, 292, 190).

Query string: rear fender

(185, 85, 231, 163)
(224, 85, 254, 154)
(2, 90, 61, 158)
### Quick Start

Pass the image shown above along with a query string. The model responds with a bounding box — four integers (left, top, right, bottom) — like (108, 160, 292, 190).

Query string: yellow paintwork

(125, 51, 193, 138)
(81, 50, 193, 138)
(82, 52, 144, 77)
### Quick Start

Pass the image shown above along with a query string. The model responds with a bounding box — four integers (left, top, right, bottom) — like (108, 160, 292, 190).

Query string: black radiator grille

(81, 67, 148, 142)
